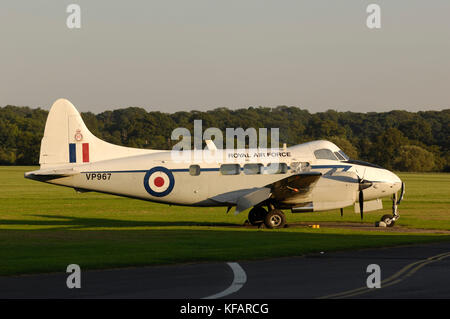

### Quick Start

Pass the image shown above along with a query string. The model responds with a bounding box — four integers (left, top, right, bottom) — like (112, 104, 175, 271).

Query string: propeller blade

(355, 169, 371, 220)
(359, 190, 364, 220)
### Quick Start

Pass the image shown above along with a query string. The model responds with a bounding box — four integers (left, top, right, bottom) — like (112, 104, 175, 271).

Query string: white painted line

(203, 262, 247, 299)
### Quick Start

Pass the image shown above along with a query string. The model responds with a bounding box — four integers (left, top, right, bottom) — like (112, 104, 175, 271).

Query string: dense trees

(0, 104, 448, 172)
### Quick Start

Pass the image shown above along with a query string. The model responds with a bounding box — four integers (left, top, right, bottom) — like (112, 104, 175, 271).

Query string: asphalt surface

(1, 241, 449, 299)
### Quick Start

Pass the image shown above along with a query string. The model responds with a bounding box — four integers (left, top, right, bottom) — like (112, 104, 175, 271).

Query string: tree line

(0, 104, 448, 172)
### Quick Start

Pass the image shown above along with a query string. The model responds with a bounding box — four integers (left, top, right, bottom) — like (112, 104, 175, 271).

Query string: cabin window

(334, 152, 345, 161)
(243, 163, 263, 175)
(189, 165, 201, 176)
(220, 164, 240, 175)
(266, 163, 288, 174)
(314, 149, 338, 161)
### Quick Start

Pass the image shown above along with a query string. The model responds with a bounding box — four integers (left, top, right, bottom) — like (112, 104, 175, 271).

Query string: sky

(0, 0, 449, 113)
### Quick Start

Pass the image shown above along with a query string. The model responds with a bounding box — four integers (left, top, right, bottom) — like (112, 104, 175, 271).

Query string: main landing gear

(248, 205, 287, 229)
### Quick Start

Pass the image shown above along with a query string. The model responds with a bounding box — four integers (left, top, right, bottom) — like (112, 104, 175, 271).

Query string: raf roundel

(143, 167, 175, 197)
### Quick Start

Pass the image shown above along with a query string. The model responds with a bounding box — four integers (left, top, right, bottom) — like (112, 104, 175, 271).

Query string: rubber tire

(248, 206, 267, 226)
(381, 214, 395, 227)
(264, 210, 286, 229)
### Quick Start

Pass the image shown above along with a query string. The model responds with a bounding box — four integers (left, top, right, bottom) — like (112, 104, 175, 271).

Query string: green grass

(0, 166, 449, 275)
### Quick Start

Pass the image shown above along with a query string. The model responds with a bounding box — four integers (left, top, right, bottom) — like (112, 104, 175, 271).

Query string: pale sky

(1, 0, 449, 113)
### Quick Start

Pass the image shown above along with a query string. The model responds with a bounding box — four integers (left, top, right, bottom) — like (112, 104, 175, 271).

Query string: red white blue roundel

(143, 167, 175, 197)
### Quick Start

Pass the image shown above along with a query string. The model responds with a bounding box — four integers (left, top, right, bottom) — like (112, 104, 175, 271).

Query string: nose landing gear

(376, 184, 404, 227)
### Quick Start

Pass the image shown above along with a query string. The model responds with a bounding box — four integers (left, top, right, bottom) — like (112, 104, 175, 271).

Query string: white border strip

(203, 262, 247, 299)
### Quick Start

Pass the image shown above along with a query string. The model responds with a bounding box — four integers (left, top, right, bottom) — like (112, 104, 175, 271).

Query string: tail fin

(39, 99, 156, 168)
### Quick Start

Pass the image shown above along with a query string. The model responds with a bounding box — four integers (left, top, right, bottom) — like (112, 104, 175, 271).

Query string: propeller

(356, 169, 373, 220)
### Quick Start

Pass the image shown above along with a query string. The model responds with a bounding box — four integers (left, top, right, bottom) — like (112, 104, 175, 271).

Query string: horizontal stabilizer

(25, 167, 79, 182)
(25, 167, 79, 176)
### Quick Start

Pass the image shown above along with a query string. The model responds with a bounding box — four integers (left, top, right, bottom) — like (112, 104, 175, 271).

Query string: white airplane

(25, 99, 405, 229)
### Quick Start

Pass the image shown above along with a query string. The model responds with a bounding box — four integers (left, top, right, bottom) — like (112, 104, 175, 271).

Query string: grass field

(0, 166, 449, 275)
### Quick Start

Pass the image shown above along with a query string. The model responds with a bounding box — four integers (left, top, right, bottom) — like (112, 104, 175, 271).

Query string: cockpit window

(314, 149, 338, 161)
(334, 151, 345, 161)
(338, 150, 349, 160)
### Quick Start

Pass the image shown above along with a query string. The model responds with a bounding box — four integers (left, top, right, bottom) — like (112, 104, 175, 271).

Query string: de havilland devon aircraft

(25, 99, 405, 229)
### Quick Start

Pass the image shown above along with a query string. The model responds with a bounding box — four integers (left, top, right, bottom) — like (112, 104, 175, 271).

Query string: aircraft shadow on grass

(0, 215, 237, 230)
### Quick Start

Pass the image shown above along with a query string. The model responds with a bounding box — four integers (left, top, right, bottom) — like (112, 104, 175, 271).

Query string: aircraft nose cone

(389, 171, 402, 192)
(391, 171, 401, 183)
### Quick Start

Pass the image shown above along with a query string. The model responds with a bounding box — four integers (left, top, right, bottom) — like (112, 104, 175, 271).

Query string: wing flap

(235, 187, 272, 215)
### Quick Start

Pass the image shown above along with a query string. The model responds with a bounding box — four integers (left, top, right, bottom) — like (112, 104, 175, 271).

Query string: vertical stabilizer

(39, 99, 158, 168)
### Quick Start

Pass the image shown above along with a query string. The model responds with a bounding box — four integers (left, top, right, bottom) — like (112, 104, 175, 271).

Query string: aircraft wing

(211, 172, 322, 214)
(237, 171, 321, 214)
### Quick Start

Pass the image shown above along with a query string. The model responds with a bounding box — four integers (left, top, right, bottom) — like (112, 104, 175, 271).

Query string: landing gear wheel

(248, 206, 267, 226)
(381, 214, 395, 227)
(264, 210, 286, 229)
